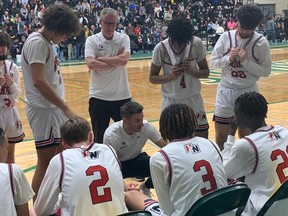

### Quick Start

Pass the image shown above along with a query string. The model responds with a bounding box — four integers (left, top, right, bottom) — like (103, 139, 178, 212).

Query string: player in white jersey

(21, 4, 81, 200)
(0, 127, 34, 216)
(85, 8, 131, 143)
(222, 92, 288, 215)
(0, 32, 24, 163)
(150, 103, 227, 216)
(149, 17, 210, 139)
(210, 5, 272, 150)
(34, 117, 128, 216)
(103, 101, 166, 197)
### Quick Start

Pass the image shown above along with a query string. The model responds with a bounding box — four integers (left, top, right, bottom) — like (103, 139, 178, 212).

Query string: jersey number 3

(86, 165, 112, 204)
(193, 159, 217, 195)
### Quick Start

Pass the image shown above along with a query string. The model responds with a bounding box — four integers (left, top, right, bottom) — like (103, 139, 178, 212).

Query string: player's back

(60, 143, 128, 215)
(156, 136, 228, 215)
(243, 125, 288, 212)
(0, 163, 17, 216)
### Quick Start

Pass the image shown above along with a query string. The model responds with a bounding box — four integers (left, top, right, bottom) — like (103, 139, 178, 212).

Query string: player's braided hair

(160, 103, 197, 142)
(235, 91, 268, 121)
(166, 16, 194, 46)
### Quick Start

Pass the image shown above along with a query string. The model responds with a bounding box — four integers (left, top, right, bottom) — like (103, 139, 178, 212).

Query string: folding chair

(185, 183, 251, 216)
(257, 179, 288, 216)
(117, 210, 152, 216)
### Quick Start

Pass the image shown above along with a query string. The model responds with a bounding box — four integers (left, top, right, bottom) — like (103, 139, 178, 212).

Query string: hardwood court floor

(15, 46, 288, 204)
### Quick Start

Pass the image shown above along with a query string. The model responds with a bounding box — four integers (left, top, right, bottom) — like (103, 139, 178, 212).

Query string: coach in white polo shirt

(104, 101, 166, 196)
(85, 7, 131, 144)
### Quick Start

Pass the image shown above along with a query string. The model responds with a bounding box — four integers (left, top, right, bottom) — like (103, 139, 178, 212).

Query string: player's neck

(251, 121, 267, 133)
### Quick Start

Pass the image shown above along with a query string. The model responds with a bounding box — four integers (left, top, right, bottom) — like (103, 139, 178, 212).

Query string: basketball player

(21, 4, 81, 200)
(210, 5, 272, 149)
(85, 7, 131, 143)
(0, 127, 34, 216)
(222, 92, 288, 215)
(103, 101, 166, 197)
(34, 117, 128, 215)
(0, 32, 24, 163)
(149, 17, 210, 138)
(151, 103, 227, 215)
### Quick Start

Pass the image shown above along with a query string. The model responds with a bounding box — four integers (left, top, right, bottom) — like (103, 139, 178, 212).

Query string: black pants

(122, 152, 153, 189)
(89, 97, 131, 143)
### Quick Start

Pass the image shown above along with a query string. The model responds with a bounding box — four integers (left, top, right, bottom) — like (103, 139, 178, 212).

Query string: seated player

(0, 127, 34, 216)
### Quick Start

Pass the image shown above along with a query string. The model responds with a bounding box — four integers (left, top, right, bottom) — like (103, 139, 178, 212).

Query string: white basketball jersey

(34, 144, 128, 216)
(243, 125, 288, 213)
(150, 137, 228, 216)
(0, 163, 34, 216)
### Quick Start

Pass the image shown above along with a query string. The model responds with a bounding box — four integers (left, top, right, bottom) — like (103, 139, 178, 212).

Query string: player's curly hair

(235, 91, 268, 121)
(160, 103, 197, 142)
(236, 5, 264, 30)
(42, 4, 81, 37)
(120, 101, 143, 119)
(0, 32, 12, 48)
(166, 16, 194, 46)
(60, 117, 91, 146)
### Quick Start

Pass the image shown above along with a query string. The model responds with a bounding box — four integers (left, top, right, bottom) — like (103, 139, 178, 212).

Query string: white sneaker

(139, 183, 152, 198)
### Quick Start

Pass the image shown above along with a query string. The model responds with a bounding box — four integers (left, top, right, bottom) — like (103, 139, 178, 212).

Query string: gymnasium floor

(14, 45, 288, 204)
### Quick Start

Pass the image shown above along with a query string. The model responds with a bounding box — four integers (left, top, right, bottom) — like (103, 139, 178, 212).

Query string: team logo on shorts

(15, 120, 22, 130)
(196, 111, 207, 120)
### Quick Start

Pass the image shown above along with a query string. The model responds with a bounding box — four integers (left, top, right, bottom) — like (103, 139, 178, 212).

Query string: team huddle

(0, 3, 287, 216)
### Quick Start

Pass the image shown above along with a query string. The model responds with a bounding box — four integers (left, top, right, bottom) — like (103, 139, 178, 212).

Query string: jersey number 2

(86, 165, 112, 204)
(271, 147, 288, 183)
(193, 159, 217, 195)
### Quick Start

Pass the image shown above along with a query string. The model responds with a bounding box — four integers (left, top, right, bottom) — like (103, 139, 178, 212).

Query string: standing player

(34, 117, 128, 215)
(150, 103, 227, 216)
(222, 92, 288, 215)
(0, 127, 34, 216)
(0, 32, 24, 163)
(85, 7, 131, 143)
(149, 17, 210, 138)
(210, 4, 272, 149)
(21, 4, 81, 199)
(103, 101, 166, 197)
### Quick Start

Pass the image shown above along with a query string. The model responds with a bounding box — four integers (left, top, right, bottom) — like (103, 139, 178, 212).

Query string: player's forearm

(149, 74, 175, 84)
(241, 59, 271, 77)
(87, 59, 116, 71)
(98, 54, 129, 67)
(186, 68, 209, 78)
(33, 79, 69, 111)
(209, 54, 230, 69)
(9, 82, 21, 99)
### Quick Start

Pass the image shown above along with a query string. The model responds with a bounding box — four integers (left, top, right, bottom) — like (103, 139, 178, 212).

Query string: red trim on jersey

(251, 36, 263, 62)
(144, 198, 158, 208)
(223, 31, 232, 56)
(8, 163, 15, 198)
(106, 144, 122, 169)
(243, 137, 259, 173)
(159, 150, 172, 186)
(209, 140, 223, 161)
(59, 152, 65, 190)
(256, 125, 274, 133)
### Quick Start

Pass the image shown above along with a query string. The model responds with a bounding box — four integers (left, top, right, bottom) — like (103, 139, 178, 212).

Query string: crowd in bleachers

(1, 0, 288, 61)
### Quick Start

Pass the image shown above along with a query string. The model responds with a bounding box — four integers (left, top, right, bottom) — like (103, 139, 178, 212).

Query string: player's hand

(229, 116, 238, 136)
(170, 65, 183, 80)
(124, 183, 139, 192)
(62, 106, 78, 119)
(181, 60, 192, 71)
(0, 75, 6, 86)
(229, 47, 239, 62)
(4, 74, 14, 86)
(238, 49, 247, 63)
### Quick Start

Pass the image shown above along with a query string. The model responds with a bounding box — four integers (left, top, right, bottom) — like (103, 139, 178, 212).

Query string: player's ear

(88, 131, 94, 144)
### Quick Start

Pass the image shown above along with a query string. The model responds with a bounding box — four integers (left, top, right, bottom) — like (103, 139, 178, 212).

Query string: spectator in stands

(266, 16, 276, 44)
